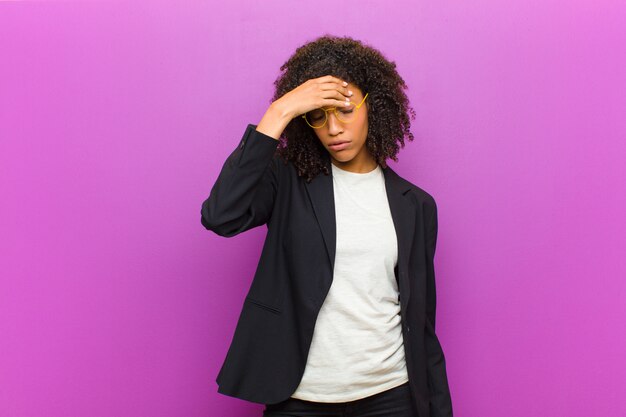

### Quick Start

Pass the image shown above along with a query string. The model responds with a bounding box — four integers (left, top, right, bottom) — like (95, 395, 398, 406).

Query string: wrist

(270, 102, 294, 123)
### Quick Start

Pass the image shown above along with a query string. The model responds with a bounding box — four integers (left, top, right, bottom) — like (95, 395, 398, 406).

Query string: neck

(330, 154, 378, 174)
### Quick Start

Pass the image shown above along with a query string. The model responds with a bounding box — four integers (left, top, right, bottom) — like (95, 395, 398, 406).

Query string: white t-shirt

(290, 162, 409, 402)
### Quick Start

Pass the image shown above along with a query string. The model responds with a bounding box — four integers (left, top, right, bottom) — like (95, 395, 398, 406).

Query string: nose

(326, 111, 343, 135)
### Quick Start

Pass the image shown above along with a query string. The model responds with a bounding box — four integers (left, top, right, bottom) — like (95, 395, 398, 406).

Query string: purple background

(1, 1, 625, 416)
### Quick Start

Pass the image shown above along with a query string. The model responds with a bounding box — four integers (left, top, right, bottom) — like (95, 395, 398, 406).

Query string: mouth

(328, 141, 350, 151)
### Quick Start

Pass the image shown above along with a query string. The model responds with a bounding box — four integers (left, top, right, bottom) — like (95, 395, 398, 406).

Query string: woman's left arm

(424, 198, 454, 417)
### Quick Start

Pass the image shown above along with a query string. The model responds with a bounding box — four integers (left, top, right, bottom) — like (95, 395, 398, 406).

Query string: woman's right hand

(256, 75, 354, 140)
(274, 75, 354, 119)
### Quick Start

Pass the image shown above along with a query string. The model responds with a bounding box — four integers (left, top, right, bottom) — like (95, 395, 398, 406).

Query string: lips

(328, 141, 350, 151)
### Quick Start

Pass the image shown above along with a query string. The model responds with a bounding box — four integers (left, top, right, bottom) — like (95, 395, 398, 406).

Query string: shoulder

(391, 169, 438, 219)
(391, 169, 436, 205)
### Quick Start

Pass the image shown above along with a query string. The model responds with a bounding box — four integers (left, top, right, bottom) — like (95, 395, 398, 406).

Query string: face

(310, 83, 374, 170)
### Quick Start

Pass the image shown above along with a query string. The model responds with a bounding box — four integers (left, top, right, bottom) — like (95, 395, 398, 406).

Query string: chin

(333, 154, 354, 163)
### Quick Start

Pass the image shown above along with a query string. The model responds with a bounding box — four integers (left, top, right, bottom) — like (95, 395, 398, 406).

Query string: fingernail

(342, 81, 348, 86)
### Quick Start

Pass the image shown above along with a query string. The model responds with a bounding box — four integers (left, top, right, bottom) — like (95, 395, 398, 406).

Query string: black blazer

(201, 123, 453, 417)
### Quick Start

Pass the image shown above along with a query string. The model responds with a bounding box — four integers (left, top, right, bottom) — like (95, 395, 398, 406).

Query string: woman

(201, 35, 453, 417)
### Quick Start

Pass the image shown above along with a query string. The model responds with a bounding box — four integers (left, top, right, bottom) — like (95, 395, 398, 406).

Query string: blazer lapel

(304, 155, 416, 305)
(303, 155, 336, 270)
(384, 164, 416, 306)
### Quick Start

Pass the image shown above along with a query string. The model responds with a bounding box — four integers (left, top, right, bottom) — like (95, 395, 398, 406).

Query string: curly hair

(270, 34, 416, 183)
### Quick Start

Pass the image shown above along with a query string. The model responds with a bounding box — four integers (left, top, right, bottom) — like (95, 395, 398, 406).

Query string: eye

(308, 109, 324, 121)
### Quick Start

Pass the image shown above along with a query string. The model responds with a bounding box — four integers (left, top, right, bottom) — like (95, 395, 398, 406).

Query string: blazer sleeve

(424, 198, 454, 417)
(201, 123, 280, 237)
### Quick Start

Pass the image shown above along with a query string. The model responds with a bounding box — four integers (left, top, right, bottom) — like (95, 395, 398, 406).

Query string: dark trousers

(262, 381, 417, 417)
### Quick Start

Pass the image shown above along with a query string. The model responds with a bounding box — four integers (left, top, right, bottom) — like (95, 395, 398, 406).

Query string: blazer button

(406, 325, 410, 333)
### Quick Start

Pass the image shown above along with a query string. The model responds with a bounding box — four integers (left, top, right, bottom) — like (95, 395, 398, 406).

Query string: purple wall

(1, 1, 624, 416)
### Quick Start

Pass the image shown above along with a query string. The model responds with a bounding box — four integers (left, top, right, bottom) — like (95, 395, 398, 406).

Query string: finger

(319, 75, 350, 92)
(333, 99, 353, 108)
(320, 88, 352, 104)
(319, 82, 352, 98)
(320, 97, 353, 109)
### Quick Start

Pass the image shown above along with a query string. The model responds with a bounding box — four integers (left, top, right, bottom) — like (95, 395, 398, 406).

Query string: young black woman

(201, 35, 453, 417)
